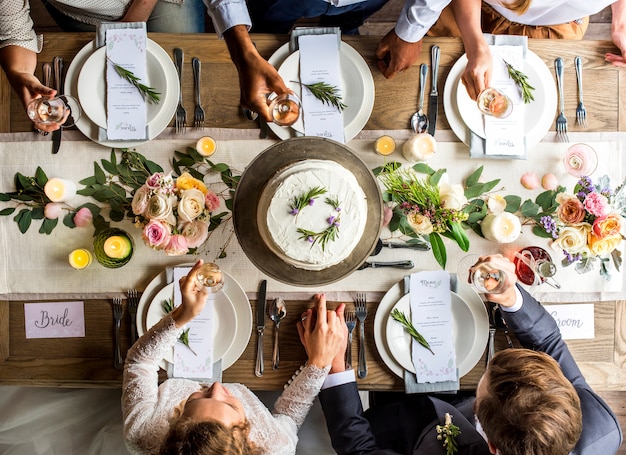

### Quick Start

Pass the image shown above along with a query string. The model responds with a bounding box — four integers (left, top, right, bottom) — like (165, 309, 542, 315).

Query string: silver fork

(354, 293, 367, 378)
(174, 48, 186, 134)
(112, 297, 123, 369)
(554, 58, 569, 142)
(191, 57, 205, 128)
(574, 56, 587, 128)
(345, 310, 356, 368)
(127, 289, 138, 345)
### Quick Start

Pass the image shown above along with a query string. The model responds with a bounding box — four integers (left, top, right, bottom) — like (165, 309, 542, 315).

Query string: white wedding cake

(264, 159, 368, 270)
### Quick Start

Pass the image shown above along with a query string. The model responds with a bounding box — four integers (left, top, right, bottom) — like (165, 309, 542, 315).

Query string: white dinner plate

(77, 46, 168, 129)
(65, 39, 179, 148)
(136, 266, 252, 370)
(443, 50, 557, 147)
(267, 42, 374, 142)
(374, 278, 488, 378)
(144, 283, 238, 365)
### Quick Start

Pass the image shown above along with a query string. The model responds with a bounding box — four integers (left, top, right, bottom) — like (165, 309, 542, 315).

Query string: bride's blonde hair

(501, 0, 532, 15)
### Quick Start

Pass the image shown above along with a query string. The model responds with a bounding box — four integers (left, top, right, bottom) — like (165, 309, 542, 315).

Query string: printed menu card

(298, 34, 345, 142)
(105, 28, 148, 140)
(172, 267, 214, 378)
(410, 271, 457, 383)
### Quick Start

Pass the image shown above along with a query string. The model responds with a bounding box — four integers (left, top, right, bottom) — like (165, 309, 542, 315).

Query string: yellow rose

(592, 213, 623, 238)
(551, 223, 591, 254)
(406, 212, 433, 235)
(587, 233, 622, 256)
(175, 172, 208, 195)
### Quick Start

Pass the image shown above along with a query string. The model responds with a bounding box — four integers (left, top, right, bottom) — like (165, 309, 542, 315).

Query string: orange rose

(175, 172, 208, 195)
(592, 213, 623, 238)
(556, 194, 585, 224)
(587, 233, 622, 256)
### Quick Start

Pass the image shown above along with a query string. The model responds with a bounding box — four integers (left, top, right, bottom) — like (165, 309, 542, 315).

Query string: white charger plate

(65, 39, 179, 148)
(374, 279, 488, 378)
(443, 50, 557, 147)
(267, 42, 374, 142)
(136, 266, 252, 370)
(144, 283, 238, 365)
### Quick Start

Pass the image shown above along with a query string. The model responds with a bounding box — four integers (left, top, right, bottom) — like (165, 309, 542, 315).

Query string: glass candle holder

(196, 136, 217, 157)
(476, 88, 513, 119)
(375, 136, 396, 155)
(93, 228, 134, 268)
(69, 248, 93, 270)
(563, 143, 598, 178)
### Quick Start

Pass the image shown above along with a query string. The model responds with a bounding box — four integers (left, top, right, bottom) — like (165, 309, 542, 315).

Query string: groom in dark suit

(315, 254, 622, 455)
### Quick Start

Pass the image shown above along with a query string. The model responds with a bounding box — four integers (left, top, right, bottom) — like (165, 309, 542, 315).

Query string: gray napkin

(403, 274, 460, 394)
(469, 34, 527, 160)
(95, 22, 149, 142)
(289, 26, 341, 53)
(164, 266, 223, 383)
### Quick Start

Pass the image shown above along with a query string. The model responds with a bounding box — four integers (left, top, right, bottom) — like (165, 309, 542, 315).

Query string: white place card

(24, 301, 85, 339)
(409, 271, 457, 383)
(172, 267, 214, 378)
(543, 304, 595, 340)
(105, 28, 148, 140)
(298, 34, 345, 142)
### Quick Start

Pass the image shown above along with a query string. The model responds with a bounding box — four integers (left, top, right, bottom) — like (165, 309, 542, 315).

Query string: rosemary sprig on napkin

(292, 81, 347, 111)
(390, 308, 435, 355)
(107, 58, 161, 104)
(162, 298, 197, 355)
(503, 59, 535, 104)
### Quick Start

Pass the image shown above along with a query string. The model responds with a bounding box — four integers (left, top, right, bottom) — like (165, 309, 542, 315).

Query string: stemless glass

(562, 143, 598, 177)
(196, 262, 224, 293)
(458, 254, 508, 294)
(476, 88, 513, 119)
(26, 95, 81, 127)
(514, 247, 561, 289)
(267, 92, 301, 126)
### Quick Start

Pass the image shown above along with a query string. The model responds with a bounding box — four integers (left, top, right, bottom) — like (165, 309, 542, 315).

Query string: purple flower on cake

(289, 187, 327, 217)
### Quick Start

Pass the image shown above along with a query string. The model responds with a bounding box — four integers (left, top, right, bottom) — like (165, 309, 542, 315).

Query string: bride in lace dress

(122, 260, 347, 455)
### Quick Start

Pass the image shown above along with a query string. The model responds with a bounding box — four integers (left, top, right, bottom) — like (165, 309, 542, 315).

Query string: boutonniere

(436, 413, 461, 455)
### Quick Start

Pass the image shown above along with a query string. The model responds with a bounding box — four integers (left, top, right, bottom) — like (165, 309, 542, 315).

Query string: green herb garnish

(297, 216, 340, 251)
(289, 187, 327, 216)
(503, 59, 535, 104)
(436, 413, 461, 455)
(108, 58, 161, 104)
(390, 308, 435, 355)
(162, 299, 197, 355)
(292, 81, 347, 111)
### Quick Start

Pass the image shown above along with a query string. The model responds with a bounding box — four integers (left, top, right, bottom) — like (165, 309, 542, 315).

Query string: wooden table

(0, 34, 624, 391)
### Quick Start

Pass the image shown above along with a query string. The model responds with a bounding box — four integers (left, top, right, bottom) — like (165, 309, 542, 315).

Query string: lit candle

(103, 235, 133, 259)
(68, 248, 93, 270)
(402, 133, 436, 162)
(196, 136, 217, 157)
(375, 136, 396, 155)
(481, 212, 521, 243)
(44, 178, 76, 202)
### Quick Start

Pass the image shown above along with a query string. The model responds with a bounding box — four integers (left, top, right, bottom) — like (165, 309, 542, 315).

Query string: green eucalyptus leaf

(532, 225, 553, 238)
(186, 146, 204, 162)
(211, 163, 230, 173)
(143, 158, 164, 175)
(0, 193, 11, 202)
(535, 190, 557, 211)
(504, 195, 522, 212)
(520, 200, 540, 217)
(79, 176, 98, 186)
(430, 169, 446, 185)
(15, 209, 32, 233)
(0, 207, 16, 216)
(465, 166, 483, 187)
(63, 212, 76, 228)
(102, 158, 118, 175)
(450, 221, 470, 252)
(35, 167, 48, 187)
(225, 198, 234, 211)
(464, 220, 485, 237)
(31, 206, 45, 220)
(39, 217, 58, 235)
(388, 211, 403, 232)
(429, 232, 446, 269)
(94, 162, 106, 184)
(412, 163, 435, 175)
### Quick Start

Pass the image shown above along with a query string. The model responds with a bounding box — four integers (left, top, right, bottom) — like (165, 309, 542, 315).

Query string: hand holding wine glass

(458, 254, 518, 307)
(26, 95, 81, 130)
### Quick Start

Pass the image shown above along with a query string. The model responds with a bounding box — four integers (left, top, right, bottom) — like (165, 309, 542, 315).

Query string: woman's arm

(121, 0, 159, 22)
(605, 0, 626, 66)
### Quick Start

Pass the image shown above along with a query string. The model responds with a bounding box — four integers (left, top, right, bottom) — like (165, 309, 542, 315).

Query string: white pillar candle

(44, 178, 77, 202)
(481, 212, 521, 243)
(402, 133, 437, 162)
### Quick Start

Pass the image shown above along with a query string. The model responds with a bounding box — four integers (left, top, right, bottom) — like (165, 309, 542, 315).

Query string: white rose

(551, 223, 591, 254)
(407, 212, 433, 235)
(178, 188, 206, 222)
(145, 193, 176, 225)
(131, 184, 151, 216)
(439, 183, 468, 210)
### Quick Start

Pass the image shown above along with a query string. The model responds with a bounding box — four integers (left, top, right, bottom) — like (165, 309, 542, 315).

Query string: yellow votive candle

(69, 248, 93, 270)
(44, 178, 77, 202)
(375, 136, 396, 155)
(481, 212, 521, 243)
(103, 235, 132, 259)
(196, 136, 217, 157)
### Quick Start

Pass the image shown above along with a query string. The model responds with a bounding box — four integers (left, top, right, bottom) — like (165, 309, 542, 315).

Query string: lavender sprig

(297, 214, 340, 251)
(289, 187, 327, 216)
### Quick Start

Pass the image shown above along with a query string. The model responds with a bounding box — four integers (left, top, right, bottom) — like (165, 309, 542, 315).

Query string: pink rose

(131, 184, 151, 216)
(142, 220, 171, 249)
(165, 234, 188, 256)
(556, 194, 585, 224)
(583, 192, 609, 217)
(44, 202, 63, 219)
(180, 220, 209, 248)
(146, 172, 174, 194)
(205, 190, 221, 212)
(73, 207, 93, 227)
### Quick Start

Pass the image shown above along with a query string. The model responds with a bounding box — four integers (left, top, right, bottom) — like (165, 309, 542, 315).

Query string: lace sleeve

(272, 364, 330, 429)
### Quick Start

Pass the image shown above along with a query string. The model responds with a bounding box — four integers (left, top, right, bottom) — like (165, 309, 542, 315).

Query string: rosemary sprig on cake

(297, 213, 340, 251)
(292, 81, 347, 111)
(289, 187, 328, 216)
(503, 59, 535, 104)
(107, 58, 161, 104)
(390, 308, 435, 355)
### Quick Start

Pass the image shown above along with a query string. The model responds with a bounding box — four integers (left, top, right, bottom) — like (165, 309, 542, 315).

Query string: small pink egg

(542, 173, 558, 190)
(520, 172, 540, 190)
(382, 206, 393, 227)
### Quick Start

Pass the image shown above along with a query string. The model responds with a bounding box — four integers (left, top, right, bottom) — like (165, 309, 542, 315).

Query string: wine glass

(267, 92, 301, 126)
(514, 247, 561, 289)
(27, 95, 81, 127)
(196, 262, 224, 293)
(458, 254, 508, 294)
(562, 143, 598, 177)
(476, 88, 513, 119)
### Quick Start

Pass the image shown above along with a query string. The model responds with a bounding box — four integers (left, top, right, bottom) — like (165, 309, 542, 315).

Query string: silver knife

(381, 241, 430, 251)
(52, 56, 64, 154)
(427, 45, 440, 136)
(255, 279, 267, 377)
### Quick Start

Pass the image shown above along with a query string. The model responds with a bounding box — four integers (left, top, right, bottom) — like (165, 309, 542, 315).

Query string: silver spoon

(410, 63, 429, 133)
(268, 297, 286, 369)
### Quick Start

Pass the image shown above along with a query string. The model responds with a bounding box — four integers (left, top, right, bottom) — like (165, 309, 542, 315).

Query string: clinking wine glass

(196, 262, 224, 293)
(27, 95, 81, 127)
(267, 92, 301, 126)
(458, 254, 508, 294)
(476, 88, 513, 119)
(513, 247, 561, 289)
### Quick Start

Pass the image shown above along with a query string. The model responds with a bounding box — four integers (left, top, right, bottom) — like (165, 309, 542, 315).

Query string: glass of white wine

(267, 92, 301, 126)
(27, 95, 81, 127)
(195, 262, 224, 293)
(476, 88, 513, 119)
(458, 254, 508, 294)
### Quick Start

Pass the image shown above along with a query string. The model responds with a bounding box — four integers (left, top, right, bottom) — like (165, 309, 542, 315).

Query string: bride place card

(409, 270, 457, 383)
(105, 28, 148, 140)
(24, 301, 85, 338)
